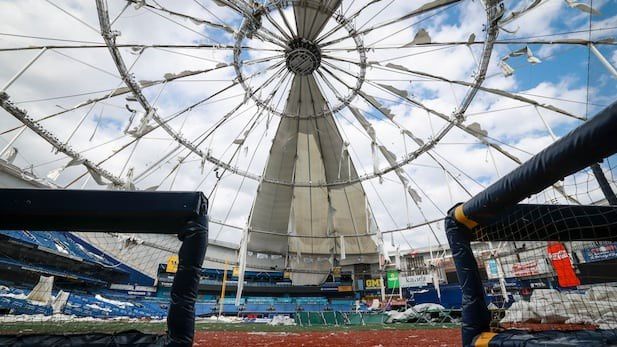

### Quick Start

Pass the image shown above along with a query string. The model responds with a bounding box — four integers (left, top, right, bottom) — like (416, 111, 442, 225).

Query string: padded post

(166, 200, 208, 346)
(445, 207, 491, 347)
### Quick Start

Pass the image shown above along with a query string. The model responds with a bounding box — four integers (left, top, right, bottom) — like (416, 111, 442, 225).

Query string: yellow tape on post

(166, 255, 179, 273)
(473, 332, 497, 347)
(454, 204, 478, 229)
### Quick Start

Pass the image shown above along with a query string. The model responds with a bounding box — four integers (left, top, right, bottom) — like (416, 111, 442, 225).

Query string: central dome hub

(285, 38, 321, 75)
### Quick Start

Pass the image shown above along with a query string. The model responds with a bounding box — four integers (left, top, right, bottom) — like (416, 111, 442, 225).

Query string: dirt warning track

(194, 328, 461, 346)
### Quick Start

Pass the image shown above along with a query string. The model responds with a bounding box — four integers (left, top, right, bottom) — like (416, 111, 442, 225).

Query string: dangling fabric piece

(564, 0, 600, 14)
(26, 275, 54, 304)
(432, 266, 441, 300)
(369, 205, 387, 268)
(377, 83, 409, 98)
(340, 235, 346, 260)
(66, 158, 86, 168)
(349, 106, 377, 141)
(499, 46, 541, 78)
(1, 147, 17, 164)
(407, 186, 423, 204)
(371, 142, 379, 175)
(499, 0, 545, 25)
(47, 167, 64, 181)
(403, 28, 431, 47)
(395, 247, 401, 270)
(127, 110, 155, 138)
(235, 227, 249, 306)
(525, 47, 542, 64)
(359, 92, 395, 120)
(466, 33, 476, 45)
(495, 256, 509, 302)
(337, 142, 350, 179)
(498, 60, 515, 77)
(233, 130, 250, 145)
(287, 204, 301, 258)
(88, 168, 107, 185)
(124, 167, 136, 191)
(401, 129, 424, 146)
(47, 157, 87, 182)
(327, 202, 336, 236)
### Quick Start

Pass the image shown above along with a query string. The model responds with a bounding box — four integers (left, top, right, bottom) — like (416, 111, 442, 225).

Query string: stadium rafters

(0, 0, 616, 276)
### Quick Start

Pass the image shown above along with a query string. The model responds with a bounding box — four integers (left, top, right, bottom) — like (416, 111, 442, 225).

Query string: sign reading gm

(365, 278, 382, 289)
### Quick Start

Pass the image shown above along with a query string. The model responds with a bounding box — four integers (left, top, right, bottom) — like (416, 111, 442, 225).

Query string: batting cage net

(476, 158, 617, 328)
(445, 101, 617, 346)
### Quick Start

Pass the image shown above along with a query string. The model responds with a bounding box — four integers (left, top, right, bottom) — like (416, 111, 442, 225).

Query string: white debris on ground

(95, 294, 134, 308)
(0, 293, 49, 306)
(501, 287, 617, 329)
(199, 315, 244, 323)
(86, 303, 112, 312)
(268, 315, 295, 326)
(413, 303, 445, 312)
(0, 314, 165, 323)
(368, 299, 380, 311)
(385, 303, 448, 323)
(385, 308, 417, 323)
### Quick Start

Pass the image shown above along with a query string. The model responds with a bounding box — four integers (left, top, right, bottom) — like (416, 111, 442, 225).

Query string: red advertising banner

(512, 260, 540, 277)
(547, 242, 580, 288)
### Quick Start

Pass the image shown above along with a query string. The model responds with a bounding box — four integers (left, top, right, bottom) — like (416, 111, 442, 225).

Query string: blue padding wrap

(446, 210, 490, 347)
(463, 101, 617, 226)
(166, 212, 208, 347)
(486, 329, 617, 347)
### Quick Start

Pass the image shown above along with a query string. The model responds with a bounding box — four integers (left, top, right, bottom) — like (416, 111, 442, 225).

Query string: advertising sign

(486, 258, 499, 279)
(399, 274, 433, 288)
(496, 259, 550, 279)
(511, 260, 540, 277)
(583, 243, 617, 263)
(547, 242, 580, 287)
(386, 270, 399, 289)
(365, 278, 383, 290)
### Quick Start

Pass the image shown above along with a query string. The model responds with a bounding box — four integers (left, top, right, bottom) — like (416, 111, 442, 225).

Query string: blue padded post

(445, 207, 491, 347)
(166, 196, 208, 347)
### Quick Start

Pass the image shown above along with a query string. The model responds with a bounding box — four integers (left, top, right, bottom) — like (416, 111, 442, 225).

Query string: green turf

(0, 321, 458, 335)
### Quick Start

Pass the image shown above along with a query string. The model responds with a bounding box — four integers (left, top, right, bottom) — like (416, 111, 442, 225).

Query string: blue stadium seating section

(0, 230, 116, 267)
(0, 286, 169, 319)
(0, 283, 363, 319)
(0, 257, 107, 286)
(0, 230, 365, 319)
(0, 230, 155, 286)
(195, 302, 216, 316)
